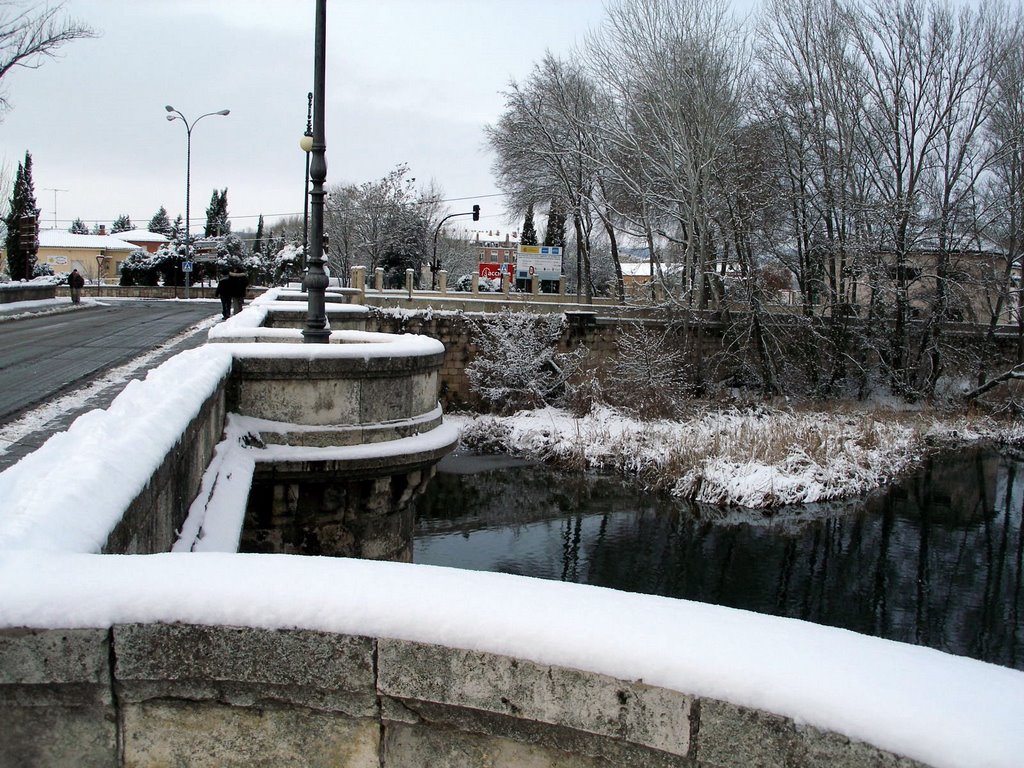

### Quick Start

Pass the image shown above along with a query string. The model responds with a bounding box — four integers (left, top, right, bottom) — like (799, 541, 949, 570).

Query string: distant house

(33, 230, 140, 283)
(115, 229, 169, 254)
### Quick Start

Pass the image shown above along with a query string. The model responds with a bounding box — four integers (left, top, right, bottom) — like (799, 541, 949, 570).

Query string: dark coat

(68, 271, 85, 289)
(227, 270, 248, 298)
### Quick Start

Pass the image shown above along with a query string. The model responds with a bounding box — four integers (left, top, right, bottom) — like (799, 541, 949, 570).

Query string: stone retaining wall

(367, 311, 726, 407)
(0, 283, 56, 304)
(0, 624, 925, 768)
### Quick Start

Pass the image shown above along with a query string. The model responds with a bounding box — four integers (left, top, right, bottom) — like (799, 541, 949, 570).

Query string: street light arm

(165, 108, 229, 136)
(430, 208, 480, 290)
(162, 104, 230, 300)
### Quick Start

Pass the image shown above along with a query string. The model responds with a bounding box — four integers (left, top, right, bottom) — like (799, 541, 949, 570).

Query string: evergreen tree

(111, 214, 132, 233)
(170, 214, 184, 241)
(543, 198, 566, 248)
(3, 151, 40, 281)
(253, 213, 264, 255)
(69, 218, 89, 234)
(204, 188, 230, 236)
(147, 206, 173, 236)
(90, 223, 103, 235)
(521, 203, 538, 246)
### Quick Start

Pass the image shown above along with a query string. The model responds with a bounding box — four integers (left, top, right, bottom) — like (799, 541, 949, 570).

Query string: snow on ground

(455, 405, 1024, 509)
(0, 295, 93, 321)
(0, 294, 1022, 767)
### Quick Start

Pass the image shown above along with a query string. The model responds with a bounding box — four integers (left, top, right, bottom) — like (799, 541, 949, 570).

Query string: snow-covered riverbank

(452, 405, 1024, 508)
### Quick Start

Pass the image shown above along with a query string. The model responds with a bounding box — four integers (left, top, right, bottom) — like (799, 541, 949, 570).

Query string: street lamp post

(303, 0, 330, 343)
(164, 105, 230, 300)
(300, 92, 313, 272)
(431, 205, 481, 290)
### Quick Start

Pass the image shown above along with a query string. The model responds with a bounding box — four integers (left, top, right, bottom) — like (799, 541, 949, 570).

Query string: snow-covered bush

(453, 274, 501, 292)
(119, 248, 161, 286)
(31, 262, 54, 278)
(466, 310, 586, 412)
(272, 242, 302, 285)
(459, 417, 513, 453)
(604, 322, 689, 418)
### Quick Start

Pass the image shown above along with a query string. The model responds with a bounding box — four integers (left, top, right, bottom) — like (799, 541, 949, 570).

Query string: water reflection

(414, 448, 1024, 670)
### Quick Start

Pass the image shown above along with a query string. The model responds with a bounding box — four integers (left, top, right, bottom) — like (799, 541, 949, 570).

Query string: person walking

(68, 269, 85, 305)
(228, 267, 249, 316)
(214, 270, 232, 319)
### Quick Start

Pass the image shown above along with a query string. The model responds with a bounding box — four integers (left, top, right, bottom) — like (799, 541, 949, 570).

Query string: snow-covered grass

(456, 404, 1024, 509)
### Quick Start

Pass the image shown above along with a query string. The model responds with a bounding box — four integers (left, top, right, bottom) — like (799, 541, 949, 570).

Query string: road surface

(0, 299, 218, 469)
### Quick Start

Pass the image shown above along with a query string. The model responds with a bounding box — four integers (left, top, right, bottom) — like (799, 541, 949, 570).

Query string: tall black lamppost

(164, 105, 230, 299)
(299, 91, 313, 272)
(303, 0, 330, 343)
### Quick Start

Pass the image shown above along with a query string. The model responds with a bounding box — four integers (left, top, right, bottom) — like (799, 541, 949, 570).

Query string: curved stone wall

(0, 623, 926, 768)
(227, 346, 445, 428)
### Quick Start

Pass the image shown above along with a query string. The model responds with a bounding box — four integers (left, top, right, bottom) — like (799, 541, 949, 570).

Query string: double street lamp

(164, 105, 230, 299)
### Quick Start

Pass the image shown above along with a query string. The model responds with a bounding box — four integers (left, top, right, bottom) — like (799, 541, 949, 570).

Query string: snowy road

(0, 299, 218, 470)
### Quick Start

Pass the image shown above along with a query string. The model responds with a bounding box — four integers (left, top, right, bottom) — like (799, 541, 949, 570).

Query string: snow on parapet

(0, 550, 1022, 768)
(0, 345, 234, 553)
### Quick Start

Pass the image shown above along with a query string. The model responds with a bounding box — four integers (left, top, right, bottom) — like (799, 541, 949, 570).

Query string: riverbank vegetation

(456, 405, 1023, 509)
(458, 310, 1024, 508)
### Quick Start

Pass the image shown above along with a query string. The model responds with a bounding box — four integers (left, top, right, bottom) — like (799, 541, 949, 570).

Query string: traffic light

(472, 204, 480, 221)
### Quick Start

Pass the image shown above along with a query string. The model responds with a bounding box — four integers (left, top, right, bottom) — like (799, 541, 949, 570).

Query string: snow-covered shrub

(604, 322, 689, 418)
(119, 248, 161, 286)
(459, 417, 513, 453)
(273, 242, 302, 286)
(466, 310, 586, 413)
(453, 274, 501, 292)
(31, 262, 54, 278)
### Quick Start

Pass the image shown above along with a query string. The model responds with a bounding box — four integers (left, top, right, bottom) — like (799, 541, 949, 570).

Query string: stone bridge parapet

(1, 623, 928, 768)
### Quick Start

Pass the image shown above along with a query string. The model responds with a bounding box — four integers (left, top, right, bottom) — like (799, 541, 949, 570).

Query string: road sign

(182, 261, 194, 273)
(515, 246, 561, 281)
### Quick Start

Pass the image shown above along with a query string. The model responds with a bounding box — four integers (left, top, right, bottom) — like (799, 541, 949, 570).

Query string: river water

(413, 448, 1024, 670)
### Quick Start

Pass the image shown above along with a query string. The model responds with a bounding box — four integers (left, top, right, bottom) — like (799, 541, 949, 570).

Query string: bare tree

(0, 1, 96, 116)
(850, 0, 1000, 397)
(586, 0, 750, 384)
(977, 9, 1024, 379)
(486, 52, 604, 302)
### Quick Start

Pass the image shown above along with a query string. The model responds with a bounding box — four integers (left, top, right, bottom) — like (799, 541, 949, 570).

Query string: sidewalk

(0, 296, 93, 321)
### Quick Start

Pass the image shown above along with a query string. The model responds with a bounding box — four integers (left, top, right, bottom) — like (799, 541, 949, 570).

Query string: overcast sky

(0, 0, 616, 237)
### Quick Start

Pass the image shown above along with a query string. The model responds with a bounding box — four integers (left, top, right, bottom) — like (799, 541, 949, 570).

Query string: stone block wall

(366, 310, 727, 407)
(0, 284, 56, 304)
(0, 625, 926, 768)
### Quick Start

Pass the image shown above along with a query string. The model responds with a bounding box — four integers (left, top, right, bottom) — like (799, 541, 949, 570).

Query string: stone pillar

(405, 268, 415, 299)
(438, 270, 447, 293)
(351, 266, 366, 305)
(374, 267, 384, 292)
(559, 275, 567, 296)
(530, 274, 539, 294)
(471, 274, 479, 294)
(501, 273, 510, 294)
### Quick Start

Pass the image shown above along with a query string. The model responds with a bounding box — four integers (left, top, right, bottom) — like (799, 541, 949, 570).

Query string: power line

(42, 191, 512, 229)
